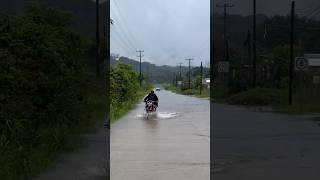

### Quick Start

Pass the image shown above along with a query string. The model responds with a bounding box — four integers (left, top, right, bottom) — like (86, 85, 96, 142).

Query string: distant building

(304, 54, 320, 68)
(202, 78, 210, 88)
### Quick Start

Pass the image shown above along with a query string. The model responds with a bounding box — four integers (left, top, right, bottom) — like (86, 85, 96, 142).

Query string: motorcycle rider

(144, 90, 159, 110)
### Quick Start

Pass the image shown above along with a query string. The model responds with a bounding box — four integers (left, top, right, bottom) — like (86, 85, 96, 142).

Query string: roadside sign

(313, 76, 320, 84)
(295, 57, 308, 71)
(218, 61, 229, 73)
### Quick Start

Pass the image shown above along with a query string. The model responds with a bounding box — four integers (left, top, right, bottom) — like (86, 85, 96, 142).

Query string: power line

(111, 25, 136, 50)
(111, 34, 133, 55)
(304, 6, 320, 18)
(111, 0, 140, 49)
(111, 17, 137, 50)
(110, 4, 137, 50)
(111, 21, 137, 51)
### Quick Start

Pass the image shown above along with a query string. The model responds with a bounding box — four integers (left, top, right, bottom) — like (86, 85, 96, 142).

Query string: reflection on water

(144, 118, 158, 129)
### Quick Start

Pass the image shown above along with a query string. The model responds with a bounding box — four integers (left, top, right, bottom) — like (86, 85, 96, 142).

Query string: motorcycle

(145, 100, 157, 118)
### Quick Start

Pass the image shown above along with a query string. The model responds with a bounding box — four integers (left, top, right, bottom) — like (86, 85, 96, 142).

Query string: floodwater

(111, 90, 210, 180)
(213, 104, 320, 180)
(32, 89, 320, 180)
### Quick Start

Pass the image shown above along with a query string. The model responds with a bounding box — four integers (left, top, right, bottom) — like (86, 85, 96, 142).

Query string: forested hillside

(111, 55, 210, 83)
(0, 0, 107, 37)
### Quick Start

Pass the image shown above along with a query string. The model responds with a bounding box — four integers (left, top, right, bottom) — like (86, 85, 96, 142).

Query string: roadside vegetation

(210, 13, 320, 114)
(110, 63, 152, 122)
(0, 2, 151, 179)
(0, 2, 108, 179)
(163, 84, 209, 98)
(227, 88, 287, 106)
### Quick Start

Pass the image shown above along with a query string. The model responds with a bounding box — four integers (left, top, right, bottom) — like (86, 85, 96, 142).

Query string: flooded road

(213, 104, 320, 180)
(32, 89, 320, 180)
(111, 90, 210, 180)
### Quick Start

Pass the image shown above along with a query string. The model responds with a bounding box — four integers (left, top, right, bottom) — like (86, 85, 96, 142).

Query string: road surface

(213, 104, 320, 180)
(32, 90, 320, 180)
(32, 126, 108, 180)
(111, 90, 210, 180)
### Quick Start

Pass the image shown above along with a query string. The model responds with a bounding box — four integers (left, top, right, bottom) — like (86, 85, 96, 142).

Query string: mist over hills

(111, 56, 210, 83)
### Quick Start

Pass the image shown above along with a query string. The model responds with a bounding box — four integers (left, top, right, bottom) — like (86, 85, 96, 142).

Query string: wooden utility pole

(244, 30, 252, 85)
(289, 1, 295, 105)
(186, 58, 194, 89)
(136, 50, 144, 86)
(216, 1, 234, 62)
(178, 62, 183, 80)
(96, 0, 100, 77)
(200, 61, 203, 95)
(252, 0, 257, 87)
(175, 74, 178, 88)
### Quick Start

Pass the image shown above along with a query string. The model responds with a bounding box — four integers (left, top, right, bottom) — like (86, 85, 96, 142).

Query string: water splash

(156, 112, 178, 119)
(135, 112, 179, 120)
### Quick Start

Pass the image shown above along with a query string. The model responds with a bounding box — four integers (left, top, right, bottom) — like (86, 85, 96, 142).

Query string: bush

(181, 89, 198, 95)
(0, 3, 104, 179)
(227, 88, 286, 106)
(110, 63, 152, 121)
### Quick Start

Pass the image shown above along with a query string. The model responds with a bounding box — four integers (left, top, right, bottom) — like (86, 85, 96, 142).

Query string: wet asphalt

(32, 90, 320, 180)
(213, 104, 320, 180)
(111, 90, 210, 180)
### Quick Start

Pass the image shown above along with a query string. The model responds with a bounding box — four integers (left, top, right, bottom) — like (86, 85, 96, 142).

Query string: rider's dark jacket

(144, 93, 158, 102)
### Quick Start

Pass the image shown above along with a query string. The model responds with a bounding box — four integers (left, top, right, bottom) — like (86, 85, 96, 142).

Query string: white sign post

(313, 76, 320, 84)
(218, 61, 230, 73)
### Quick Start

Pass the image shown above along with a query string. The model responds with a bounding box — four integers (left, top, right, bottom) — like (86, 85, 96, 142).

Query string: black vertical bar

(210, 0, 214, 179)
(289, 1, 295, 105)
(104, 0, 110, 179)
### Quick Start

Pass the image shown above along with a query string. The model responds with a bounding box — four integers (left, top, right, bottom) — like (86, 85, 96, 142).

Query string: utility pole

(186, 58, 194, 89)
(96, 0, 100, 77)
(245, 30, 252, 85)
(178, 62, 183, 80)
(200, 61, 203, 95)
(136, 50, 144, 86)
(175, 74, 178, 88)
(252, 0, 257, 87)
(289, 1, 295, 105)
(216, 1, 234, 62)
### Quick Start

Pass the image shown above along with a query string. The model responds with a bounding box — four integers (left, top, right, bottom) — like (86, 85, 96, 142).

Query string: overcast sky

(111, 0, 210, 67)
(214, 0, 320, 17)
(110, 0, 320, 67)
